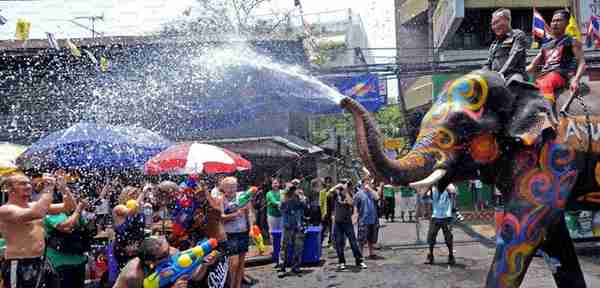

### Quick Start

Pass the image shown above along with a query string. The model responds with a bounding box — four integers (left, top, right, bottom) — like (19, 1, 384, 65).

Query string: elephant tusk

(409, 169, 447, 195)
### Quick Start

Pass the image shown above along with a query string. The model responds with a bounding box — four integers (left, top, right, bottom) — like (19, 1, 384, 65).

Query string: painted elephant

(340, 69, 600, 288)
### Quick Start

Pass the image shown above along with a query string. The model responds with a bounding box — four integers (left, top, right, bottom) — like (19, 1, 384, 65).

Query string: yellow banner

(15, 18, 31, 41)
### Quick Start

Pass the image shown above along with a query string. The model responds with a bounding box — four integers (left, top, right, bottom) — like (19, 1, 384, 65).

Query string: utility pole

(71, 15, 104, 39)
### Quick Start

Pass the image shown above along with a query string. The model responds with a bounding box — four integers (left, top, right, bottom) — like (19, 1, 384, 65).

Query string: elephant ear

(506, 89, 555, 146)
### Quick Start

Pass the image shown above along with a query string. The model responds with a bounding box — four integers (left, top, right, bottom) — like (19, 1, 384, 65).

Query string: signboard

(433, 0, 465, 48)
(320, 74, 385, 112)
(580, 0, 600, 33)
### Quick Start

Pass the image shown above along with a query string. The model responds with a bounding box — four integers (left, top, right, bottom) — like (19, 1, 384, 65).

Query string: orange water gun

(249, 225, 266, 254)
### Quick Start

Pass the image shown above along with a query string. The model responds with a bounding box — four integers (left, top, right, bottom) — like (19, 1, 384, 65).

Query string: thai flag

(532, 9, 551, 43)
(46, 32, 59, 50)
(587, 15, 600, 48)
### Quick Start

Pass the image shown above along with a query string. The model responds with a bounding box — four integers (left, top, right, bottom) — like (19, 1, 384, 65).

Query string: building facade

(394, 0, 573, 118)
(255, 9, 372, 67)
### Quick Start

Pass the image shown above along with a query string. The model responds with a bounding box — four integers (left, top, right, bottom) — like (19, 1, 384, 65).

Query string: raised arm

(0, 177, 54, 223)
(363, 183, 380, 201)
(48, 174, 76, 214)
(54, 201, 87, 233)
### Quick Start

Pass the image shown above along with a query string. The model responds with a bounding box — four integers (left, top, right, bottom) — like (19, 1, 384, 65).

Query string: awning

(202, 135, 323, 159)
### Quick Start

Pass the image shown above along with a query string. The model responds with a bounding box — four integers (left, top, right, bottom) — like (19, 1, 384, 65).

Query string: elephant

(340, 69, 600, 288)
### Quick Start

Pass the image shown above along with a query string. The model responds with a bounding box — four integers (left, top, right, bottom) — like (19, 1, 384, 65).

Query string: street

(247, 221, 600, 288)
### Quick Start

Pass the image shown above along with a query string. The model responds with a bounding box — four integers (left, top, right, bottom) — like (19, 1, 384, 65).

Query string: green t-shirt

(266, 190, 282, 217)
(44, 213, 88, 268)
(400, 186, 416, 197)
(383, 185, 397, 198)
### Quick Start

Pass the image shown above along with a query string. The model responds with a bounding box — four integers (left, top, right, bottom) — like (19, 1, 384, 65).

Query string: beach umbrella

(145, 142, 251, 175)
(16, 122, 172, 171)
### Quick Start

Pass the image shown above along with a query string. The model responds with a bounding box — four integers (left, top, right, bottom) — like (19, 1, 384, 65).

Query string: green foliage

(374, 105, 404, 138)
(309, 104, 406, 147)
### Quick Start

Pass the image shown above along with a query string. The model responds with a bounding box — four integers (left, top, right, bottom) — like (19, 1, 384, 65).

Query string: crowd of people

(0, 166, 461, 288)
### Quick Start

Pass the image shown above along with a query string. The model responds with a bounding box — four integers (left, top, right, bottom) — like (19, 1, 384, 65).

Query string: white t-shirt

(96, 198, 110, 215)
(222, 192, 249, 233)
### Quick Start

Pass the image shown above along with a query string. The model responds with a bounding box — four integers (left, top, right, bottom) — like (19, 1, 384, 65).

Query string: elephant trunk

(340, 97, 439, 186)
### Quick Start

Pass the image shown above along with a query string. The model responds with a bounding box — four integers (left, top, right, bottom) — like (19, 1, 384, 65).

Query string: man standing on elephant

(527, 9, 586, 105)
(485, 8, 528, 83)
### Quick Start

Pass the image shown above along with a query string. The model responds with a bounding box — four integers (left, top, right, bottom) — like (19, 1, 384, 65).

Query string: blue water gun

(143, 238, 218, 288)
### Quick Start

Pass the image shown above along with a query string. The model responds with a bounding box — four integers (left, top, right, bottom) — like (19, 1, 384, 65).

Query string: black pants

(56, 263, 86, 288)
(384, 197, 395, 220)
(427, 218, 453, 252)
(281, 227, 305, 270)
(333, 222, 362, 265)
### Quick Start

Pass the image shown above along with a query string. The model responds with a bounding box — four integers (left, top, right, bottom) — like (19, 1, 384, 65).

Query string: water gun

(249, 225, 266, 254)
(224, 186, 258, 214)
(143, 238, 218, 288)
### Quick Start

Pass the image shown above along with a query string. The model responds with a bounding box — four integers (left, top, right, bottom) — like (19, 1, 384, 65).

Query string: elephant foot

(540, 216, 586, 288)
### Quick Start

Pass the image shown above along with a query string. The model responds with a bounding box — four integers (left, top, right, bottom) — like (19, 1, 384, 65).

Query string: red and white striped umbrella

(144, 143, 251, 175)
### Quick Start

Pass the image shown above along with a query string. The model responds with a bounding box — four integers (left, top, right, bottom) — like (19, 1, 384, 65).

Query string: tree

(160, 0, 292, 39)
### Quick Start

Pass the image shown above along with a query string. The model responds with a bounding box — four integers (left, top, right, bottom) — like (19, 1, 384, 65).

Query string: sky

(0, 0, 396, 49)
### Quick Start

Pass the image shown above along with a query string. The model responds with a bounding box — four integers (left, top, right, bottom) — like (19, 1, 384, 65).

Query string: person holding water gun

(113, 236, 218, 288)
(221, 177, 256, 288)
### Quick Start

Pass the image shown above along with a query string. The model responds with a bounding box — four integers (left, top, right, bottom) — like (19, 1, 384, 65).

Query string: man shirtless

(0, 173, 75, 288)
(113, 236, 217, 288)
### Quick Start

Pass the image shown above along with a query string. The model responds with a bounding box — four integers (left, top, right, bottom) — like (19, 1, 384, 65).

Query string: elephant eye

(434, 127, 456, 149)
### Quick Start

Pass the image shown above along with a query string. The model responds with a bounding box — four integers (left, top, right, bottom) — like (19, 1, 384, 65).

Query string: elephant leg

(539, 214, 586, 288)
(486, 208, 547, 288)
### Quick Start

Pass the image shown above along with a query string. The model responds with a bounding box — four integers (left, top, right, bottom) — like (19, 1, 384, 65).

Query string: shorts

(1, 257, 58, 288)
(401, 196, 416, 211)
(226, 232, 250, 255)
(357, 223, 379, 245)
(426, 218, 453, 245)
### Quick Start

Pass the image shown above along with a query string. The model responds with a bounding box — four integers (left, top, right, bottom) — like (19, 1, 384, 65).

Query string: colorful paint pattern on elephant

(493, 140, 577, 287)
(421, 73, 489, 130)
(470, 134, 500, 164)
(415, 73, 491, 166)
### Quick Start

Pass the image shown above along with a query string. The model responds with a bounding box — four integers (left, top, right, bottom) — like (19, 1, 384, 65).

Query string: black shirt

(334, 191, 353, 224)
(485, 29, 528, 79)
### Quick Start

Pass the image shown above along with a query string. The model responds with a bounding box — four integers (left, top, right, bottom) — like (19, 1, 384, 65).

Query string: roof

(202, 135, 323, 159)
